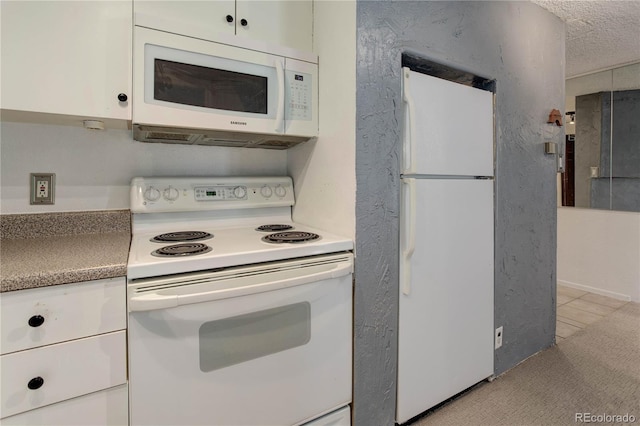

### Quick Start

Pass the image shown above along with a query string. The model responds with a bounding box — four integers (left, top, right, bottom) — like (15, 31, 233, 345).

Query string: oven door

(133, 26, 285, 135)
(127, 253, 353, 426)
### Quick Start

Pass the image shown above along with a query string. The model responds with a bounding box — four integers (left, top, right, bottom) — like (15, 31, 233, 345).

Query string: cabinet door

(236, 0, 313, 52)
(134, 0, 235, 41)
(0, 1, 131, 124)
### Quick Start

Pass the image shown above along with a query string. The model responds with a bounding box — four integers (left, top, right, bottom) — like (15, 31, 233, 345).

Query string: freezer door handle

(400, 176, 416, 295)
(129, 260, 353, 312)
(402, 67, 417, 175)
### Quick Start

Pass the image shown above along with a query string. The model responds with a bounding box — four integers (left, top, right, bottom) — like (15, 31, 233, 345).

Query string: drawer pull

(27, 376, 44, 390)
(28, 315, 45, 327)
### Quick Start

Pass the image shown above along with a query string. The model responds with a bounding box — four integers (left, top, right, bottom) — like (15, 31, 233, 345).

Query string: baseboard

(557, 280, 632, 302)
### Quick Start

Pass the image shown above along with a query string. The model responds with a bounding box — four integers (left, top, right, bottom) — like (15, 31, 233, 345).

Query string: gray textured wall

(354, 2, 564, 425)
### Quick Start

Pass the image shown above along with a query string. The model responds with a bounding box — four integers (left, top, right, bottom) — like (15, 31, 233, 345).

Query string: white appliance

(127, 176, 353, 426)
(396, 67, 495, 424)
(132, 26, 318, 149)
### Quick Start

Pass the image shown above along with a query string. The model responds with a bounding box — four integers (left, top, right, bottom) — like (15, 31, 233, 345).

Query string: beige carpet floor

(412, 302, 640, 426)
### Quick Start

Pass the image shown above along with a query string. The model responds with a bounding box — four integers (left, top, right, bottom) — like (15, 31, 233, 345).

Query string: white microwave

(132, 27, 318, 149)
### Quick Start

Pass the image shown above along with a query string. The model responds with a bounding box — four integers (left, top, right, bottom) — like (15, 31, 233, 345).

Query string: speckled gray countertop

(0, 210, 131, 293)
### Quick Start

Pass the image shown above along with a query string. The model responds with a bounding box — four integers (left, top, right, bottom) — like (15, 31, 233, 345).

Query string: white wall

(558, 207, 640, 301)
(0, 121, 287, 214)
(287, 0, 356, 239)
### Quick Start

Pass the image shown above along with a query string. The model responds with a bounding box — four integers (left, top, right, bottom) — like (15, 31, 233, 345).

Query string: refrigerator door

(402, 68, 494, 176)
(397, 179, 494, 424)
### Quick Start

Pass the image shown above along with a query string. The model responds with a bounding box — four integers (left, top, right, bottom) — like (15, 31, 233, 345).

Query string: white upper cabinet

(134, 0, 236, 40)
(235, 1, 312, 52)
(134, 0, 313, 52)
(0, 1, 132, 128)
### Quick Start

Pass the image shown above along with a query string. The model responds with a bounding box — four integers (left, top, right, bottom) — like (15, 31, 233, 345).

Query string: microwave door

(134, 27, 283, 136)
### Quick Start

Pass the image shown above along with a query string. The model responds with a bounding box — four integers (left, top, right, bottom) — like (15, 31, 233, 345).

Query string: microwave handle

(275, 59, 285, 134)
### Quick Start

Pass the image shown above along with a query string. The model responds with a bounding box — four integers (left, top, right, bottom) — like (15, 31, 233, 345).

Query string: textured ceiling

(532, 0, 640, 77)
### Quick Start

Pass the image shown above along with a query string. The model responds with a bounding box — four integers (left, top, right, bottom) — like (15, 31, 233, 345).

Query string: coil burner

(255, 224, 294, 232)
(151, 243, 213, 257)
(151, 231, 213, 243)
(262, 231, 321, 244)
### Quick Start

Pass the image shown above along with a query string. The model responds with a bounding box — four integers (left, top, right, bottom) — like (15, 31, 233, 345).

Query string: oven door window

(154, 59, 267, 114)
(198, 302, 311, 372)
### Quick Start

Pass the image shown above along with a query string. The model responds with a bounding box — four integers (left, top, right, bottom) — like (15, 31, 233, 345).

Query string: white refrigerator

(396, 67, 495, 424)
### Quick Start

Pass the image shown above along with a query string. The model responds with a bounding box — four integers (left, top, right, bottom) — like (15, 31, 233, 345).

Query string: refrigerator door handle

(402, 67, 417, 174)
(400, 176, 416, 295)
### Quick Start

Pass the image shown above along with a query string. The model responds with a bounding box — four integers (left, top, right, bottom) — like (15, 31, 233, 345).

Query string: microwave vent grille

(133, 124, 312, 150)
(148, 132, 192, 142)
(258, 140, 294, 148)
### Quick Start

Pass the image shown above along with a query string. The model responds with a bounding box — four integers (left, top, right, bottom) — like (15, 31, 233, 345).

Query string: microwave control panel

(286, 71, 312, 121)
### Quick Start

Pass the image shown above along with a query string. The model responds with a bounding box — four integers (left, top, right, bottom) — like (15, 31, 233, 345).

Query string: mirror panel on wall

(563, 62, 640, 212)
(611, 64, 640, 211)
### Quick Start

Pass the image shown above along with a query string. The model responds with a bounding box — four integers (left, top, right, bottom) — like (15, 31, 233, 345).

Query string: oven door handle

(129, 260, 353, 312)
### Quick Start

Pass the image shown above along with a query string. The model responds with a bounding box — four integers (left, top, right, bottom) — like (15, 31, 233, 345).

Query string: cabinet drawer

(0, 331, 127, 419)
(0, 384, 128, 426)
(1, 278, 126, 354)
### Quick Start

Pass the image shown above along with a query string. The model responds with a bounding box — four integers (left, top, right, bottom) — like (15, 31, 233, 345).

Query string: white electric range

(127, 176, 353, 426)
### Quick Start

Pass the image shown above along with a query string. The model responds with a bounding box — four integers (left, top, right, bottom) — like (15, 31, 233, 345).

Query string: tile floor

(556, 284, 629, 341)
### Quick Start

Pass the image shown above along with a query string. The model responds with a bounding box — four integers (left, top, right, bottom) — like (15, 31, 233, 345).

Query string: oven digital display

(194, 186, 246, 201)
(195, 187, 224, 201)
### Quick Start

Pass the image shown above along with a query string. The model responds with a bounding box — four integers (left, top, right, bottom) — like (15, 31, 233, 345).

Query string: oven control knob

(163, 186, 179, 201)
(233, 186, 246, 199)
(143, 186, 161, 202)
(260, 185, 273, 198)
(274, 185, 286, 198)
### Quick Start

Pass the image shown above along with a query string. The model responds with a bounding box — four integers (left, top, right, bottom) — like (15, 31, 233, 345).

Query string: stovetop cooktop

(127, 176, 353, 280)
(128, 221, 351, 279)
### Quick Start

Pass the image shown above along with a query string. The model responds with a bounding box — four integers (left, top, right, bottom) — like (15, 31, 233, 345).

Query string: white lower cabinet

(0, 385, 128, 426)
(0, 278, 128, 425)
(0, 331, 127, 419)
(1, 278, 126, 355)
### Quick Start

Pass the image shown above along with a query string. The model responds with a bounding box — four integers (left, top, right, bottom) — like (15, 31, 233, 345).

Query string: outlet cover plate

(30, 173, 56, 205)
(495, 326, 503, 350)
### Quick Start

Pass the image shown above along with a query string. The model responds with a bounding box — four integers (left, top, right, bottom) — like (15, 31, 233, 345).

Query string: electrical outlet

(495, 326, 503, 349)
(30, 173, 55, 205)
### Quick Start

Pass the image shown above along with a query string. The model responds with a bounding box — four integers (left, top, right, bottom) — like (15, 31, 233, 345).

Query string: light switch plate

(30, 173, 56, 205)
(544, 141, 557, 154)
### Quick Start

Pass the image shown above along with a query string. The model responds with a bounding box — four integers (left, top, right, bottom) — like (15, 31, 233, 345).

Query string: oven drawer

(0, 331, 127, 419)
(303, 406, 350, 426)
(1, 278, 126, 355)
(0, 384, 128, 426)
